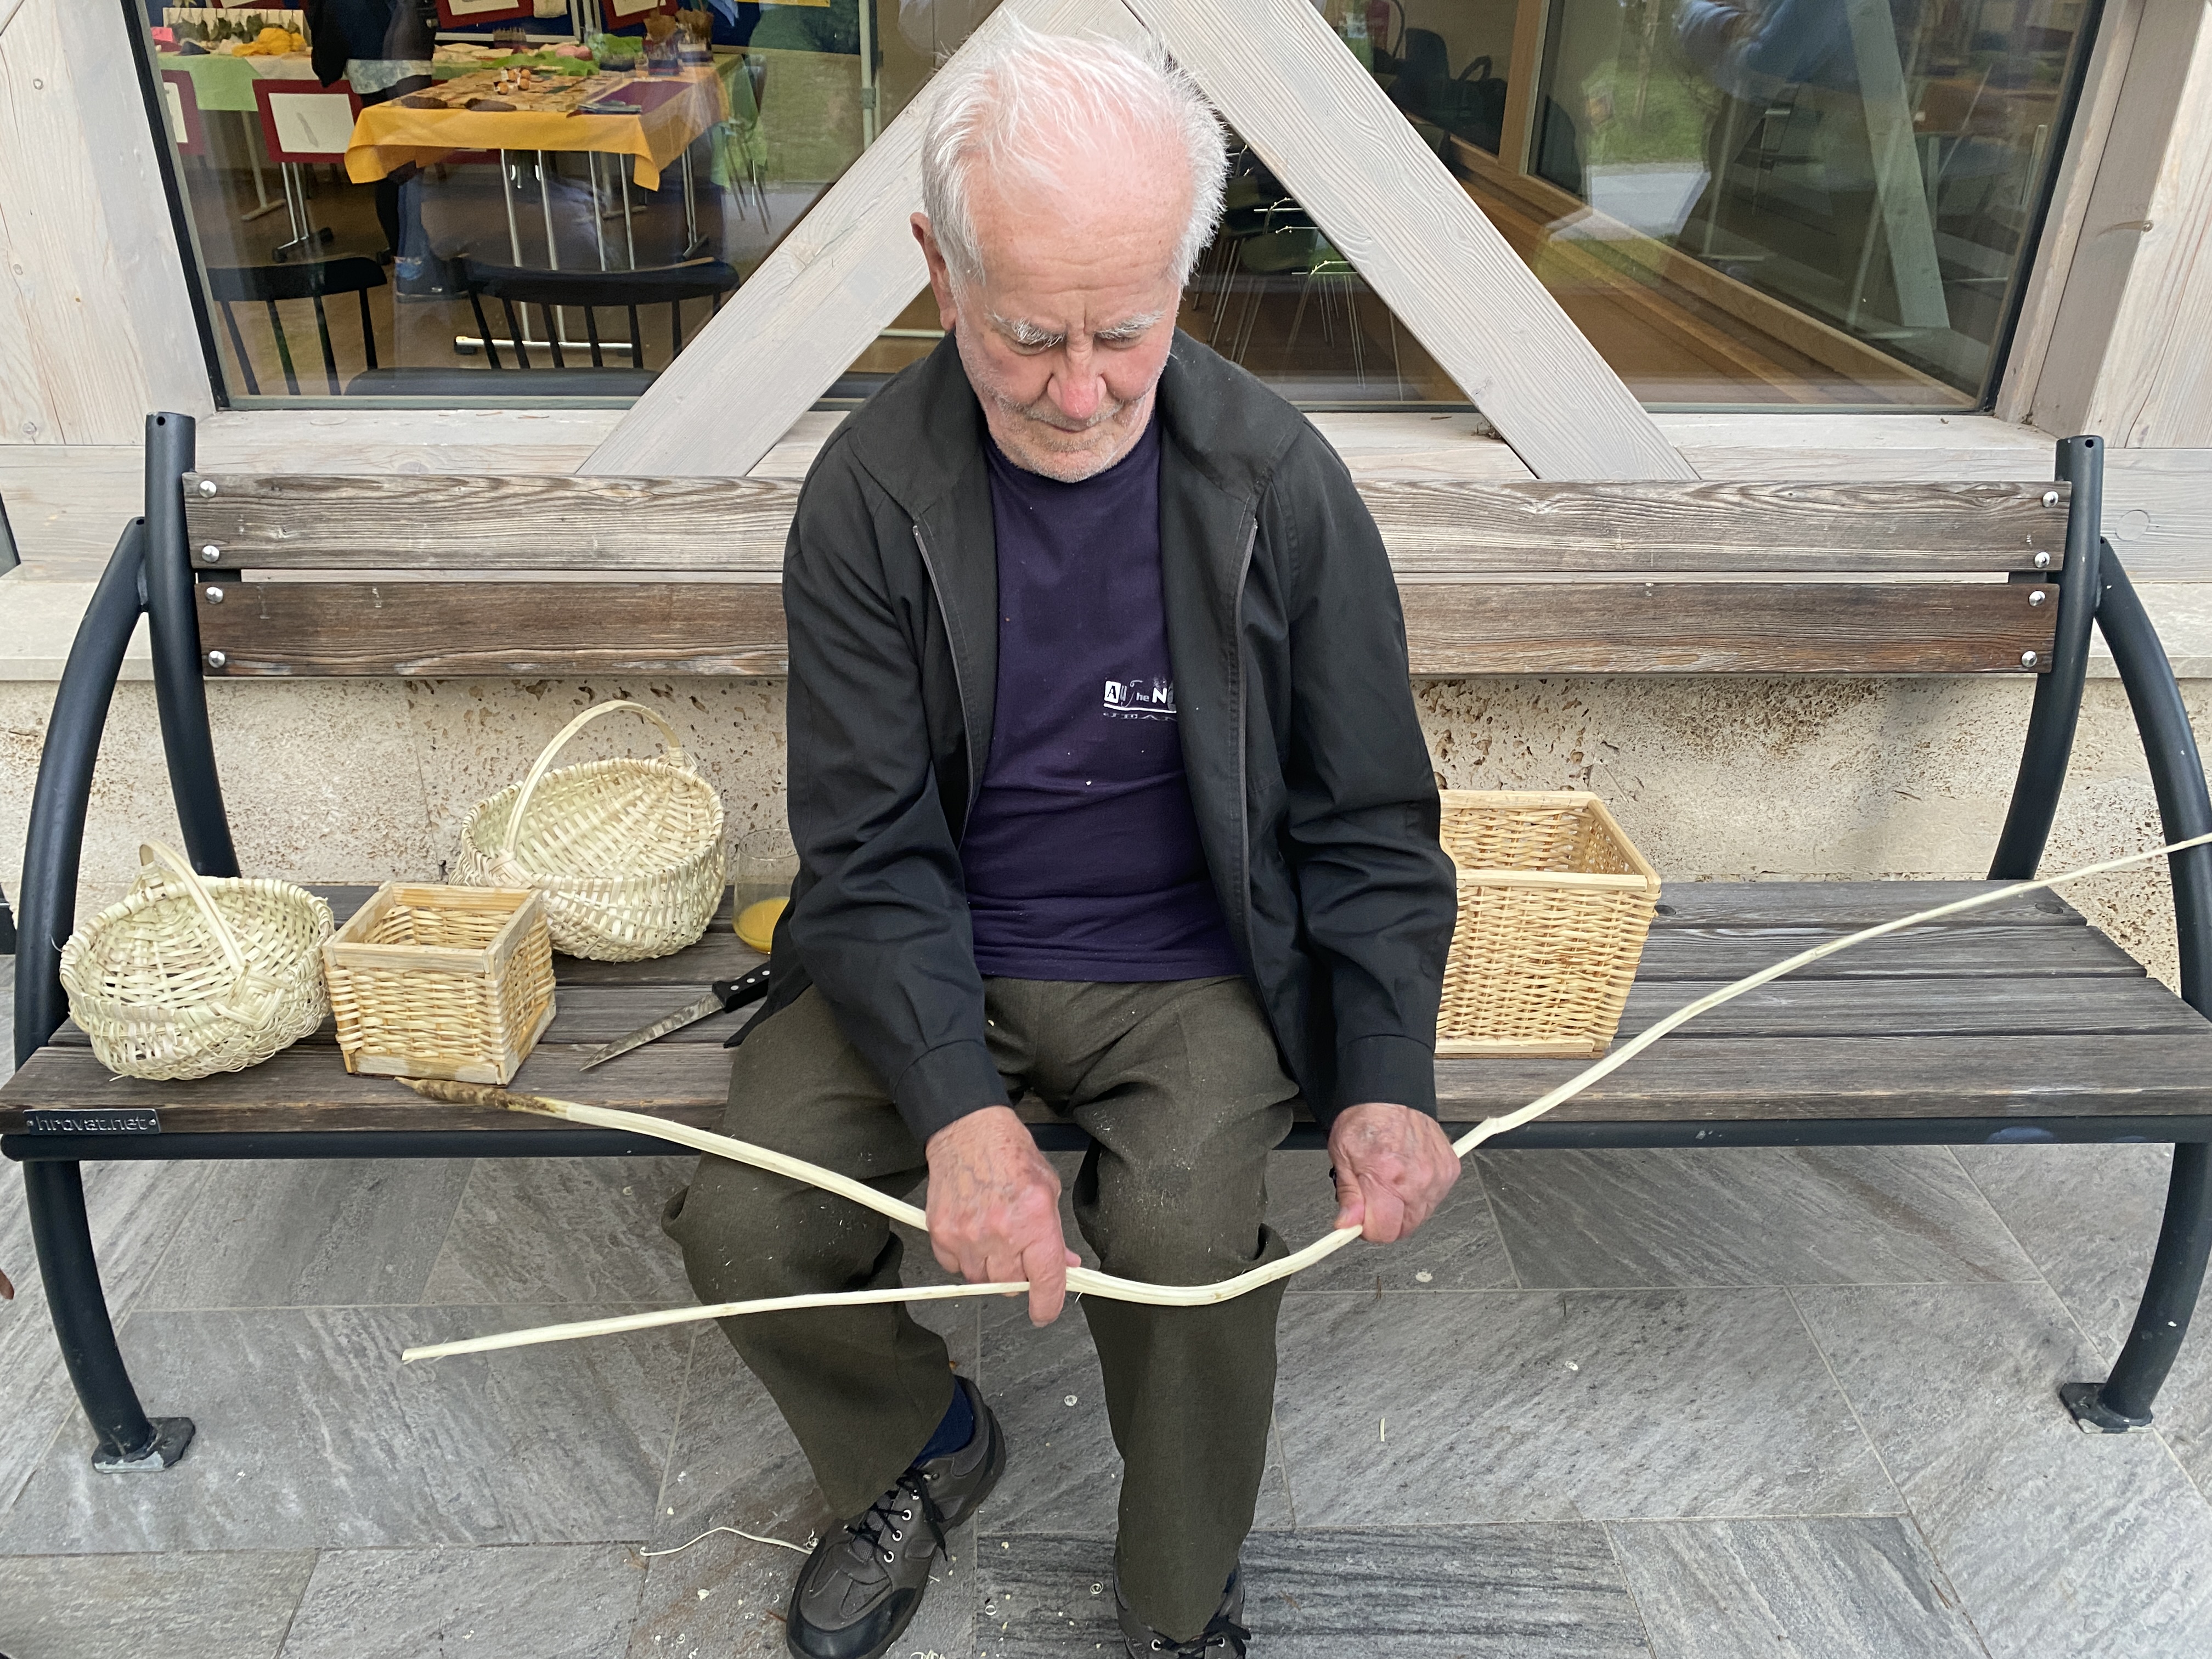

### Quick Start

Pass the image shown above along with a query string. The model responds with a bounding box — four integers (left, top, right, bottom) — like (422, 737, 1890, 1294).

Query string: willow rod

(400, 831, 2212, 1365)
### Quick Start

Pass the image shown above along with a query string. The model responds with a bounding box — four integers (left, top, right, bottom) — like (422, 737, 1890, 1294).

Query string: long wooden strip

(14, 1028, 2212, 1136)
(538, 913, 2140, 990)
(197, 578, 2057, 677)
(182, 475, 2067, 573)
(1398, 580, 2058, 675)
(305, 881, 2089, 937)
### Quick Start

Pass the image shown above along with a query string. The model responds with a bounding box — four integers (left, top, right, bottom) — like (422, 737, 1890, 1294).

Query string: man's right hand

(925, 1104, 1080, 1326)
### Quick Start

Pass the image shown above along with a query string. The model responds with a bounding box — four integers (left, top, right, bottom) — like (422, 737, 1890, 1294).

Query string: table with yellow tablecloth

(343, 66, 729, 193)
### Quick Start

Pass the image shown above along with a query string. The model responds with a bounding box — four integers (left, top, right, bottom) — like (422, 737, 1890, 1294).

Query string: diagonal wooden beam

(1122, 0, 1690, 479)
(583, 0, 1140, 478)
(585, 0, 1693, 481)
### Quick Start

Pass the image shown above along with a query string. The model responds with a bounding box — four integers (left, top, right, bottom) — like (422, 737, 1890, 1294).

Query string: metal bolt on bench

(9, 417, 2212, 1472)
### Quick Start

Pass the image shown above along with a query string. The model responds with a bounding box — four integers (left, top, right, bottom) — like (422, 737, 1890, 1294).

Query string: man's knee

(664, 1160, 886, 1301)
(1078, 1163, 1279, 1286)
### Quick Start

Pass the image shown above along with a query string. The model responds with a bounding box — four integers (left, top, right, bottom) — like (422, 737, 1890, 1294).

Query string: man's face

(913, 145, 1189, 482)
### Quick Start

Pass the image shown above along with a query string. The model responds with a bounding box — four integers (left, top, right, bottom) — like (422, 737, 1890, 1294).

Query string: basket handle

(138, 841, 290, 1026)
(501, 699, 690, 861)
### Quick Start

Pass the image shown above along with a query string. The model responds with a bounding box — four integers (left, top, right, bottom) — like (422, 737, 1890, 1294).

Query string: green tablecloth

(155, 52, 316, 114)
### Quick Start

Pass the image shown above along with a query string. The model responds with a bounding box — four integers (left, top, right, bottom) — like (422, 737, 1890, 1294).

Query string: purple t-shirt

(960, 416, 1244, 982)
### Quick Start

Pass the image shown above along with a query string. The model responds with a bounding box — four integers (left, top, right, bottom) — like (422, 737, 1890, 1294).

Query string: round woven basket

(454, 700, 726, 962)
(59, 842, 333, 1081)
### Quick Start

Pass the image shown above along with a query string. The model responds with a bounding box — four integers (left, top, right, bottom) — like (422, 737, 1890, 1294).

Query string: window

(134, 0, 2094, 409)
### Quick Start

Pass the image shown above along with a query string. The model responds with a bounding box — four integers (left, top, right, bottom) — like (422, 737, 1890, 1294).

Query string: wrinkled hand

(926, 1105, 1081, 1326)
(1328, 1102, 1461, 1243)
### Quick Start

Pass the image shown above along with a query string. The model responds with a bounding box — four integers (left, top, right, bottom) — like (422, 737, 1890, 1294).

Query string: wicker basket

(323, 883, 555, 1084)
(59, 842, 333, 1081)
(1436, 791, 1660, 1058)
(454, 701, 726, 962)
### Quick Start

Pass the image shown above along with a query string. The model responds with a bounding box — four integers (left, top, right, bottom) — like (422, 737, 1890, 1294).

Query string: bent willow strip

(398, 832, 2212, 1365)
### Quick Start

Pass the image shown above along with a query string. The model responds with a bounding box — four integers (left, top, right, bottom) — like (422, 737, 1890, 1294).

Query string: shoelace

(847, 1466, 949, 1567)
(1147, 1612, 1251, 1657)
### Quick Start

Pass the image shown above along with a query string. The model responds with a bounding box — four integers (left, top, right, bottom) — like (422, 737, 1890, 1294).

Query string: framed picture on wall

(434, 1, 532, 25)
(603, 0, 679, 20)
(251, 78, 364, 164)
(159, 70, 206, 156)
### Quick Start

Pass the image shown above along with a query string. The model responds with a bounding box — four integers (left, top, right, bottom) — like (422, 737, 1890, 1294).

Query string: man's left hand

(1328, 1102, 1460, 1243)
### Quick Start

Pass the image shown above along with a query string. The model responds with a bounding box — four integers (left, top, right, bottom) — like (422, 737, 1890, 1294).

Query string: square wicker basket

(1436, 791, 1661, 1058)
(323, 884, 556, 1084)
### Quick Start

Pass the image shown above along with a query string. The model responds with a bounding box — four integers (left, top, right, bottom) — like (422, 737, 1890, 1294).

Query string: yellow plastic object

(735, 897, 786, 953)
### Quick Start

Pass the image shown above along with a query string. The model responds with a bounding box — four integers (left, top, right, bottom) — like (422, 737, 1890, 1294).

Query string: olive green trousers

(662, 975, 1299, 1640)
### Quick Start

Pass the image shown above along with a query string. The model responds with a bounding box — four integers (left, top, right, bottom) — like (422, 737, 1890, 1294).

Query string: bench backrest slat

(194, 576, 2058, 678)
(182, 473, 2069, 678)
(183, 475, 2069, 575)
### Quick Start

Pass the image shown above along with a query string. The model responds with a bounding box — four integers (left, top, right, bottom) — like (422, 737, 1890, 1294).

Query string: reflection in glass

(139, 0, 2090, 410)
(1525, 0, 2091, 400)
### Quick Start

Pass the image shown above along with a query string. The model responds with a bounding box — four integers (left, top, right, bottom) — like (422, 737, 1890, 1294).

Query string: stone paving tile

(642, 1304, 980, 1657)
(1953, 1141, 2212, 1487)
(1606, 1517, 1984, 1659)
(1479, 1148, 2036, 1290)
(1273, 1289, 1898, 1527)
(139, 1158, 473, 1311)
(628, 1517, 978, 1659)
(974, 1527, 1653, 1657)
(0, 1161, 212, 1522)
(0, 1305, 691, 1553)
(649, 1299, 980, 1564)
(277, 1543, 646, 1659)
(972, 1293, 1294, 1539)
(1268, 1148, 1520, 1292)
(0, 1548, 315, 1659)
(422, 1155, 697, 1307)
(1793, 1281, 2212, 1659)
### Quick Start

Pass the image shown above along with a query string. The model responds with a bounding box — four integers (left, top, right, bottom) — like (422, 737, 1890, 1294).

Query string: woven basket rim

(61, 876, 331, 1026)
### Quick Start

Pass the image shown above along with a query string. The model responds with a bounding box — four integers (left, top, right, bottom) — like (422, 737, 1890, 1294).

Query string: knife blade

(578, 963, 772, 1071)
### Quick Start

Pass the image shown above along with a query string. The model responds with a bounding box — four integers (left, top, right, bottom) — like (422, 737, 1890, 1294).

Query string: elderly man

(663, 25, 1459, 1659)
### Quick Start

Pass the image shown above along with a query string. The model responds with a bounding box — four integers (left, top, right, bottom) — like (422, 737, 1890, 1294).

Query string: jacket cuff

(1333, 1033, 1439, 1122)
(893, 1039, 1009, 1144)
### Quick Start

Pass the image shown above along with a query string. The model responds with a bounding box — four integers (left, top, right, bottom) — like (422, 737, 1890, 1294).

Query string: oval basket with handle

(453, 700, 726, 962)
(58, 840, 333, 1080)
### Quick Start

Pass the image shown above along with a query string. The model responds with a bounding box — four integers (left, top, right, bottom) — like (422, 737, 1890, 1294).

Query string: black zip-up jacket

(763, 330, 1457, 1143)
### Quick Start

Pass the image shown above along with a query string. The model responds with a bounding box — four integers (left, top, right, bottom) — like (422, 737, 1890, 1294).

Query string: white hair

(918, 19, 1229, 290)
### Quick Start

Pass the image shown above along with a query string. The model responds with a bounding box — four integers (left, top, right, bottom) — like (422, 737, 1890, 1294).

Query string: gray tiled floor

(5, 1037, 2212, 1652)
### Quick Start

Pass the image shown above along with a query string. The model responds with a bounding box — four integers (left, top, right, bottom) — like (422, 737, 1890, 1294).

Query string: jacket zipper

(912, 522, 984, 816)
(1231, 517, 1259, 968)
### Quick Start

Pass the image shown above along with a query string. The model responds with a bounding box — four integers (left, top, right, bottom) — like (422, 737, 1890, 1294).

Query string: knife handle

(713, 963, 774, 1011)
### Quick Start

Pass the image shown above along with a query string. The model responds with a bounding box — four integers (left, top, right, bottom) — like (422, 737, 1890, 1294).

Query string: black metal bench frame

(9, 413, 2212, 1473)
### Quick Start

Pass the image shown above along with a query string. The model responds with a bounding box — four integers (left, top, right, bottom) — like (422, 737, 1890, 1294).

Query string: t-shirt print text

(1103, 677, 1178, 720)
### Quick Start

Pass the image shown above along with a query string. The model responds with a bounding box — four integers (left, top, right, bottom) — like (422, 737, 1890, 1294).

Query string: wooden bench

(8, 413, 2212, 1481)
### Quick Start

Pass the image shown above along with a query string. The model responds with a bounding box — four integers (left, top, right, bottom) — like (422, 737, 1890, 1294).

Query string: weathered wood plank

(199, 578, 2058, 678)
(1649, 881, 2083, 927)
(1398, 581, 2058, 676)
(1633, 922, 2138, 981)
(199, 581, 787, 677)
(183, 475, 2068, 574)
(1617, 975, 2208, 1039)
(13, 1031, 2212, 1135)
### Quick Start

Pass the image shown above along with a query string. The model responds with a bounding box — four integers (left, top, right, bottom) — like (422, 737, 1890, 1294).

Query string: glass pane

(1520, 0, 2093, 403)
(141, 0, 885, 402)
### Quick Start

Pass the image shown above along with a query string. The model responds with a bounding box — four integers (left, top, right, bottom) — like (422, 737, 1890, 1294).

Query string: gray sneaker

(785, 1376, 1005, 1659)
(1115, 1567, 1249, 1656)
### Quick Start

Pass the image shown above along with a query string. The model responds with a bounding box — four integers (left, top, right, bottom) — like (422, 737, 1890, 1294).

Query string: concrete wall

(3, 670, 2194, 991)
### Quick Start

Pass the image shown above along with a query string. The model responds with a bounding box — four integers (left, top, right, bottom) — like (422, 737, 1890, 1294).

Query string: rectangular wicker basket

(324, 884, 556, 1084)
(1436, 791, 1661, 1058)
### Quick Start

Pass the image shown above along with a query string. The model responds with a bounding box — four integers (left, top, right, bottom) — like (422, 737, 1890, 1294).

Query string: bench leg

(2062, 1142, 2212, 1432)
(22, 1161, 195, 1471)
